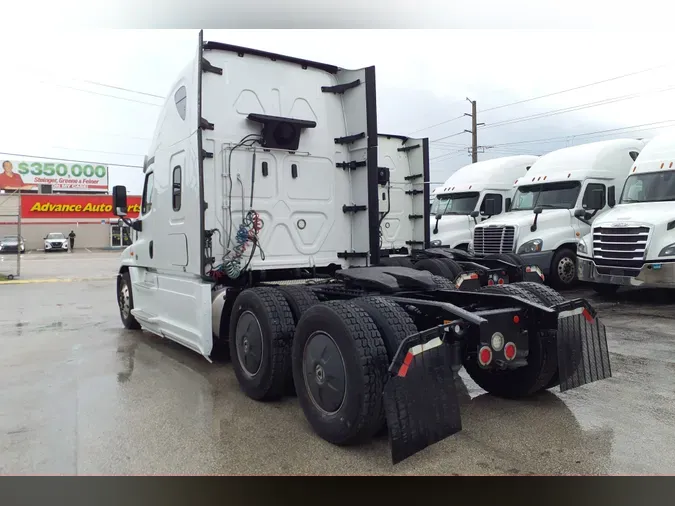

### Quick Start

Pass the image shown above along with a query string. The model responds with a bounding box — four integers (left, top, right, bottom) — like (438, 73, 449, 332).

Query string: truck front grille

(592, 225, 650, 275)
(473, 226, 515, 255)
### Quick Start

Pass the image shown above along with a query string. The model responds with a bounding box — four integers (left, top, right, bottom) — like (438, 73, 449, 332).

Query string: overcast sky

(2, 28, 675, 194)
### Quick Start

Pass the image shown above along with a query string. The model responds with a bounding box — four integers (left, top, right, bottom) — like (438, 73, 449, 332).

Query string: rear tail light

(478, 346, 493, 366)
(504, 342, 517, 361)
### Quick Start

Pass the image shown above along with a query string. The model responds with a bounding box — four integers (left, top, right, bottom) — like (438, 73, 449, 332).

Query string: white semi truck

(470, 139, 644, 288)
(429, 155, 538, 250)
(111, 31, 612, 464)
(577, 132, 675, 294)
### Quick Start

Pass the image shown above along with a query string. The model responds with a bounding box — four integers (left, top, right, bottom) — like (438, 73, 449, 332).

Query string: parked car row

(0, 232, 71, 253)
(430, 133, 675, 294)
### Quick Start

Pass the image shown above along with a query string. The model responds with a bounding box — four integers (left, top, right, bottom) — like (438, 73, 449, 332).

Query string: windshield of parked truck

(510, 181, 581, 210)
(431, 192, 480, 216)
(621, 170, 675, 203)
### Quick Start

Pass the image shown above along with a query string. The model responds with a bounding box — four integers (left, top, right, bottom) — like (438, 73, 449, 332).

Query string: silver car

(0, 235, 25, 254)
(44, 232, 69, 252)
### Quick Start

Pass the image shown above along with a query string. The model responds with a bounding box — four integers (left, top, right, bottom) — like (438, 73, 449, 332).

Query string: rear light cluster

(486, 270, 508, 286)
(478, 329, 519, 367)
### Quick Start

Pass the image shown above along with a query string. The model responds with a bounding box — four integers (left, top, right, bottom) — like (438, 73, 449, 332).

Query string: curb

(0, 276, 115, 285)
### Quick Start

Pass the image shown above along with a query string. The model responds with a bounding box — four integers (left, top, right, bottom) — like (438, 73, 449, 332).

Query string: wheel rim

(303, 331, 347, 415)
(235, 310, 264, 377)
(557, 256, 576, 284)
(119, 280, 131, 319)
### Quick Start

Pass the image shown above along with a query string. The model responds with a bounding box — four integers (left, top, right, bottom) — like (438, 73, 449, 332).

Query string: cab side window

(480, 193, 503, 215)
(174, 86, 187, 121)
(142, 171, 155, 214)
(582, 183, 606, 209)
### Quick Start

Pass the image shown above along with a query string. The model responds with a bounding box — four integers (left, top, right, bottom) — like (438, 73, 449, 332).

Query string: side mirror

(483, 197, 502, 217)
(574, 208, 586, 218)
(505, 197, 512, 212)
(112, 185, 128, 216)
(470, 210, 480, 218)
(608, 186, 616, 207)
(533, 206, 543, 215)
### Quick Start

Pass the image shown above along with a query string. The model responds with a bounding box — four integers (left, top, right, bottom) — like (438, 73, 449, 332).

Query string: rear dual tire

(229, 287, 413, 446)
(292, 301, 390, 445)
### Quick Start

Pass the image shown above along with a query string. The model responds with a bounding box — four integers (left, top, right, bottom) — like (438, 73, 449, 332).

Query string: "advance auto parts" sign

(6, 159, 109, 191)
(21, 194, 142, 219)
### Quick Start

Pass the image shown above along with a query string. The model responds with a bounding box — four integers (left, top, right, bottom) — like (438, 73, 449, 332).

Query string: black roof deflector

(203, 41, 339, 74)
(247, 114, 317, 152)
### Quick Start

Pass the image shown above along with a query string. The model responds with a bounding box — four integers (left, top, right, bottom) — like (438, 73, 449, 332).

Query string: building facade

(0, 193, 141, 250)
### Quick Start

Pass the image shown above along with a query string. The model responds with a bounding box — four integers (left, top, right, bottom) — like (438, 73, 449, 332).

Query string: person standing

(68, 230, 76, 252)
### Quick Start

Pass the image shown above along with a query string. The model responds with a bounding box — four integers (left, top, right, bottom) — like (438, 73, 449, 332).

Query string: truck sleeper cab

(429, 155, 538, 250)
(112, 31, 613, 465)
(578, 132, 675, 293)
(470, 139, 644, 288)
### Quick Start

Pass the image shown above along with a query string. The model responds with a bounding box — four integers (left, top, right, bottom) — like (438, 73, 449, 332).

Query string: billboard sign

(0, 159, 109, 192)
(21, 194, 141, 219)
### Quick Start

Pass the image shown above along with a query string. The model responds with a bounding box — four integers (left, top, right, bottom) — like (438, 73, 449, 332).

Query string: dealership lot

(1, 251, 675, 475)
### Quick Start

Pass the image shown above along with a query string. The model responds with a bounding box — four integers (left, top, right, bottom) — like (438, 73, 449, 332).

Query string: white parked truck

(577, 132, 675, 294)
(470, 139, 644, 288)
(111, 31, 612, 464)
(429, 155, 538, 250)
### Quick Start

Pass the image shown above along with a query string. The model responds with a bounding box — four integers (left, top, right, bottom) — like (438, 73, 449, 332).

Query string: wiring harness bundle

(207, 133, 265, 283)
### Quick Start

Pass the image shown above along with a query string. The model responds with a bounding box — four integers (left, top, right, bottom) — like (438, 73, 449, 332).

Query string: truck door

(574, 181, 607, 238)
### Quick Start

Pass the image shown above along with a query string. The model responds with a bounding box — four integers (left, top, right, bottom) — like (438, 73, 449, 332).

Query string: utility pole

(464, 98, 485, 163)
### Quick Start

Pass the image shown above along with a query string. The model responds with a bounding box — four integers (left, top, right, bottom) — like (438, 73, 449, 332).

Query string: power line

(51, 146, 146, 158)
(35, 80, 163, 107)
(479, 62, 674, 114)
(79, 79, 165, 99)
(407, 115, 465, 136)
(430, 131, 469, 143)
(488, 120, 675, 148)
(479, 83, 675, 131)
(0, 151, 143, 169)
(430, 149, 468, 162)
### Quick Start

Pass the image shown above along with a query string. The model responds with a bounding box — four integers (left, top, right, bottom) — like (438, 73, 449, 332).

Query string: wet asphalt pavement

(1, 252, 675, 475)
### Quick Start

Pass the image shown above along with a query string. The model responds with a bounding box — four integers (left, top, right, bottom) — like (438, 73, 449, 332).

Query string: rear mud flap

(556, 310, 611, 392)
(522, 265, 545, 283)
(384, 335, 462, 464)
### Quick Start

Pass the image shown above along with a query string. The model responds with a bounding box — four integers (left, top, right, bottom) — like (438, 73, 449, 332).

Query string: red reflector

(470, 273, 478, 279)
(398, 363, 409, 378)
(582, 308, 594, 323)
(488, 279, 494, 285)
(403, 352, 413, 366)
(498, 278, 504, 285)
(479, 346, 492, 366)
(513, 315, 520, 324)
(504, 342, 516, 360)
